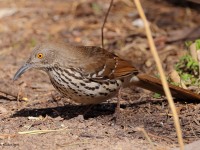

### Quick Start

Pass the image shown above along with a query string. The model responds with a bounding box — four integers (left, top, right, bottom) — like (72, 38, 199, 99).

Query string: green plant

(175, 54, 199, 86)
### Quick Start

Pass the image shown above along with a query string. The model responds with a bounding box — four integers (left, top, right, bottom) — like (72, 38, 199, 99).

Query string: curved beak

(13, 63, 32, 81)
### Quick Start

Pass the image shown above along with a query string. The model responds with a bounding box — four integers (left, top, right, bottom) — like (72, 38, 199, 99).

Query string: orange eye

(37, 53, 43, 59)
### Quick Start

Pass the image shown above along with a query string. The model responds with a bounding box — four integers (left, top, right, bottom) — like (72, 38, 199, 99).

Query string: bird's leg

(112, 88, 123, 122)
(117, 88, 122, 113)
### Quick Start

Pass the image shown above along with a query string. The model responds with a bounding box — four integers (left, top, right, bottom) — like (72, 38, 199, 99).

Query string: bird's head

(13, 43, 56, 81)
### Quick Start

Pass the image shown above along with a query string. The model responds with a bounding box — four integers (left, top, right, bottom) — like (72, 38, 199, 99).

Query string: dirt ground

(0, 0, 200, 149)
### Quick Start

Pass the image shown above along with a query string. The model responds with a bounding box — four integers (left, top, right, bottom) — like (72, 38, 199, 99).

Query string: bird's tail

(132, 74, 200, 102)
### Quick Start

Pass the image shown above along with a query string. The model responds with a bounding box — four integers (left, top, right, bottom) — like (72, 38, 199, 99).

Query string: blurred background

(0, 0, 200, 149)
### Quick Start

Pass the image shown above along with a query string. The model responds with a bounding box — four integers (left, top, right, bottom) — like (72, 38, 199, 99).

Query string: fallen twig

(18, 127, 69, 135)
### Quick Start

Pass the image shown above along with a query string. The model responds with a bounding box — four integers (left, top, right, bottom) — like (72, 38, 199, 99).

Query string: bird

(13, 41, 200, 104)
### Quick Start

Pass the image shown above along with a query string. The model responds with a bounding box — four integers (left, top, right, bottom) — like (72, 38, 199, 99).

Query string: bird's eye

(37, 53, 43, 59)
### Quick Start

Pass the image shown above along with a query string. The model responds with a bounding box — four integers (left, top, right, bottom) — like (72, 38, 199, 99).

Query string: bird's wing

(77, 46, 139, 80)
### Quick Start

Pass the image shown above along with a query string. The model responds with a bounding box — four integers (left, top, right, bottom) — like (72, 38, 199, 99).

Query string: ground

(0, 0, 200, 149)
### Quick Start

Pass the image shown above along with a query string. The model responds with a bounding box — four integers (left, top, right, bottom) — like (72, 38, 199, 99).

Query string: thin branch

(101, 0, 114, 49)
(133, 0, 184, 149)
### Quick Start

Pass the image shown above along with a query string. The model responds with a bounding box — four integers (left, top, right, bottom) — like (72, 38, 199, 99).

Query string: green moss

(153, 93, 161, 98)
(175, 53, 199, 87)
(175, 54, 199, 78)
(195, 39, 200, 50)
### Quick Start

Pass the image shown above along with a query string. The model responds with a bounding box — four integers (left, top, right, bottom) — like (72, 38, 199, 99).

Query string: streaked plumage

(14, 42, 138, 104)
(13, 42, 200, 104)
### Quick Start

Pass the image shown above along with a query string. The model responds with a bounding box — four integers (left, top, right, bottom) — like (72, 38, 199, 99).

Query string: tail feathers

(133, 74, 200, 102)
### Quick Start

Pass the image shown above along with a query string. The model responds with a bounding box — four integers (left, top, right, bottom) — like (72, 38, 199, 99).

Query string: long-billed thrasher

(13, 42, 200, 104)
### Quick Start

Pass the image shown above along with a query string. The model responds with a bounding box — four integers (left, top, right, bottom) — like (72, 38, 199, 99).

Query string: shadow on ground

(11, 98, 161, 119)
(11, 103, 117, 119)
